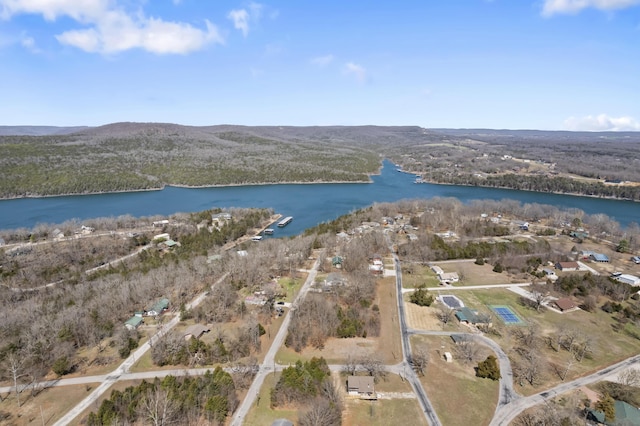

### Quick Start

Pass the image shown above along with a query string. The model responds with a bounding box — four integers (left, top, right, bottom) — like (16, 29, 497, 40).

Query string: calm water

(1, 160, 639, 236)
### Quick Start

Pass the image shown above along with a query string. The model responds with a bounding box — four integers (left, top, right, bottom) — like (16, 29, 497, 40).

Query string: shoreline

(0, 177, 376, 201)
(2, 165, 638, 203)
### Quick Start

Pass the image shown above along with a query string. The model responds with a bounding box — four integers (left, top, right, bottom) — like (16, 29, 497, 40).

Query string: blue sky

(1, 0, 639, 130)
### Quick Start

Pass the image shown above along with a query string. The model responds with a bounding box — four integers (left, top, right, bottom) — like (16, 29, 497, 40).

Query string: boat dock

(277, 216, 293, 227)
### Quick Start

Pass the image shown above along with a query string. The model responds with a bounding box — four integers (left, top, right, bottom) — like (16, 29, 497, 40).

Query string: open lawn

(413, 335, 498, 426)
(244, 372, 298, 426)
(401, 264, 440, 288)
(404, 294, 461, 332)
(0, 384, 95, 426)
(344, 398, 427, 426)
(453, 288, 640, 395)
(442, 261, 525, 286)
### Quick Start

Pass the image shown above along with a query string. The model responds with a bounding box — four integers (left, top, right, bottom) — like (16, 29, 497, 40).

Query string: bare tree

(618, 368, 640, 387)
(412, 344, 430, 376)
(342, 354, 359, 376)
(436, 304, 455, 326)
(5, 352, 27, 407)
(298, 397, 342, 426)
(139, 387, 178, 426)
(359, 354, 386, 381)
(454, 341, 480, 365)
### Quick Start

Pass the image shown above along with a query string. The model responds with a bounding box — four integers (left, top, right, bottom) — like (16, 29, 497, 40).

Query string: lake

(1, 160, 639, 236)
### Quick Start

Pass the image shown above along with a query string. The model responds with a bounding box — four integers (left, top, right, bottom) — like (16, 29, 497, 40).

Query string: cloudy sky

(0, 0, 639, 130)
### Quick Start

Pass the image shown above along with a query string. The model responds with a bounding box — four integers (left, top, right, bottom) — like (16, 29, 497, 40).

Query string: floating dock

(278, 216, 293, 227)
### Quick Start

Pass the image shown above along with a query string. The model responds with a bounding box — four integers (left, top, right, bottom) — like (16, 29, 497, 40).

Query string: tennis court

(490, 305, 524, 325)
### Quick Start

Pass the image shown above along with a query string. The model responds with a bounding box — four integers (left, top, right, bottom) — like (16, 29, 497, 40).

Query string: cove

(1, 160, 640, 236)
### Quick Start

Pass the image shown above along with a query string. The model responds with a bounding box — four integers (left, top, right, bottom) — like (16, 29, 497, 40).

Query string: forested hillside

(2, 123, 640, 199)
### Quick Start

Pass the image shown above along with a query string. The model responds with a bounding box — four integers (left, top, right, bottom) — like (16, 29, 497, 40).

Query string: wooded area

(2, 123, 640, 199)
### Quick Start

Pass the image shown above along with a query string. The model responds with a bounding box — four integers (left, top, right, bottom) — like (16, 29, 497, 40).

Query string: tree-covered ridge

(3, 122, 640, 200)
(0, 124, 382, 198)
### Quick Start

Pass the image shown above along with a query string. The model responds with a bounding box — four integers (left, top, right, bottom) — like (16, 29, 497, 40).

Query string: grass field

(0, 383, 97, 426)
(344, 398, 427, 426)
(453, 288, 640, 395)
(413, 335, 498, 426)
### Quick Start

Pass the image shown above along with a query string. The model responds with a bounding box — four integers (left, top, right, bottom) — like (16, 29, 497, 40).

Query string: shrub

(474, 257, 485, 265)
(476, 355, 500, 380)
(410, 286, 434, 307)
(493, 263, 504, 273)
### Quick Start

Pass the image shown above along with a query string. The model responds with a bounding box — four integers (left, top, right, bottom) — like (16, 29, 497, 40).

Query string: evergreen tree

(476, 355, 501, 380)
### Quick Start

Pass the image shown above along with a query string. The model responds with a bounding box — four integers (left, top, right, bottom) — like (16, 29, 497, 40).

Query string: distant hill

(2, 122, 640, 200)
(0, 126, 91, 136)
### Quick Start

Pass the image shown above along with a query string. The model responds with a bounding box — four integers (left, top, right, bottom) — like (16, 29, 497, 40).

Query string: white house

(615, 274, 640, 287)
(439, 272, 459, 285)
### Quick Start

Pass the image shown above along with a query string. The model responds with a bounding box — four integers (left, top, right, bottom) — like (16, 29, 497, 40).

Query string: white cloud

(542, 0, 640, 16)
(311, 54, 334, 67)
(344, 62, 367, 83)
(563, 114, 640, 131)
(227, 9, 249, 37)
(0, 0, 224, 54)
(227, 2, 263, 37)
(0, 0, 109, 21)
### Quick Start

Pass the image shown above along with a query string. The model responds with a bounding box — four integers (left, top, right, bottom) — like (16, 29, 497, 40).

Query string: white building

(615, 274, 640, 287)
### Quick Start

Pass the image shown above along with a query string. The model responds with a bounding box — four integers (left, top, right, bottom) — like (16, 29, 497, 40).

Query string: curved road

(491, 354, 640, 425)
(406, 329, 519, 410)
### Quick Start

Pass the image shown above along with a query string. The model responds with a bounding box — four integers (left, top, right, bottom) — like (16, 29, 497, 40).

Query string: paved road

(388, 233, 442, 426)
(491, 354, 640, 425)
(229, 256, 321, 426)
(401, 283, 532, 293)
(51, 272, 228, 426)
(407, 328, 519, 410)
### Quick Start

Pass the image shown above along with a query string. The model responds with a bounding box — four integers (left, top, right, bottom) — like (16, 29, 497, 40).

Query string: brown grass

(276, 277, 403, 365)
(413, 335, 498, 426)
(0, 383, 99, 426)
(453, 288, 640, 396)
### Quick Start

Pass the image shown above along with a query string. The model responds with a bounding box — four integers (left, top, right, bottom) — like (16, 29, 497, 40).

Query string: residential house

(554, 298, 577, 312)
(211, 213, 232, 229)
(587, 400, 640, 425)
(347, 376, 376, 399)
(555, 261, 580, 271)
(614, 274, 640, 287)
(542, 268, 558, 281)
(325, 272, 347, 287)
(369, 254, 384, 274)
(455, 307, 491, 327)
(183, 324, 211, 340)
(450, 334, 471, 345)
(590, 253, 610, 263)
(125, 316, 143, 330)
(431, 265, 444, 275)
(570, 231, 589, 240)
(152, 220, 169, 227)
(439, 272, 459, 285)
(146, 298, 170, 317)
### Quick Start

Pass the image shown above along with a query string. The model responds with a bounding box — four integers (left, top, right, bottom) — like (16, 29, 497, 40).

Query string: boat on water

(278, 216, 293, 227)
(263, 228, 275, 235)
